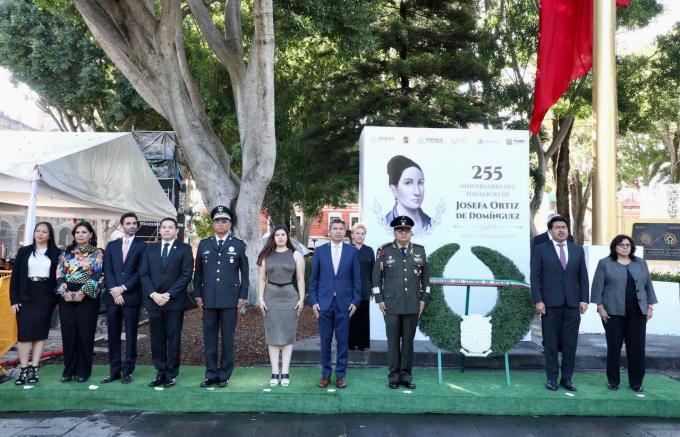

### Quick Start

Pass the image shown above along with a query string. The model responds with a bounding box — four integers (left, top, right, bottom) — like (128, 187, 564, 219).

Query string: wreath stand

(431, 278, 531, 387)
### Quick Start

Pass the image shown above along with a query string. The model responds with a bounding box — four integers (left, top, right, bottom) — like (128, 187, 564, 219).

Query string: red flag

(530, 0, 630, 134)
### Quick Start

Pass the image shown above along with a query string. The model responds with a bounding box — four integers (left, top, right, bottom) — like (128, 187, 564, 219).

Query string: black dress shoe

(148, 377, 164, 387)
(401, 380, 416, 389)
(200, 379, 217, 388)
(560, 380, 577, 391)
(164, 378, 176, 388)
(218, 380, 228, 388)
(122, 375, 133, 384)
(75, 376, 88, 383)
(631, 386, 643, 393)
(545, 380, 558, 391)
(607, 383, 619, 391)
(100, 374, 121, 384)
(61, 375, 73, 383)
(388, 381, 400, 389)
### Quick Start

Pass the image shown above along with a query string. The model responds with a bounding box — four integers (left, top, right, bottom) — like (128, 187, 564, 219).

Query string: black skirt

(16, 281, 56, 342)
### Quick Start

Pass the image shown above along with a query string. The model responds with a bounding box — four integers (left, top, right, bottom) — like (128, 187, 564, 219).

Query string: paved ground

(2, 412, 680, 436)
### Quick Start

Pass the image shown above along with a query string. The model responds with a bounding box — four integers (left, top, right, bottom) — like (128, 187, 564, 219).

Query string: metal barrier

(0, 271, 17, 377)
(429, 277, 531, 387)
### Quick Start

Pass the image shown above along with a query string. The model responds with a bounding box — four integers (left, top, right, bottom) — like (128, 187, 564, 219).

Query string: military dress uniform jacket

(372, 242, 430, 315)
(193, 236, 249, 309)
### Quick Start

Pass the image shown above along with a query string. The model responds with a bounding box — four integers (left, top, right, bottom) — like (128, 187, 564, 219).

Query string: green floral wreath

(419, 244, 534, 357)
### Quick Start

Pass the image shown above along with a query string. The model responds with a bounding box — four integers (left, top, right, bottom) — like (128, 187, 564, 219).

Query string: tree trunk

(554, 119, 572, 226)
(570, 170, 592, 245)
(74, 0, 277, 300)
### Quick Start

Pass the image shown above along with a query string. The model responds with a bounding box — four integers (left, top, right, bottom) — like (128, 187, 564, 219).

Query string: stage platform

(1, 365, 680, 417)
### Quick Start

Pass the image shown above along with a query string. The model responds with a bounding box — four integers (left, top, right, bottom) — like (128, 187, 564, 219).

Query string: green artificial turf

(1, 365, 679, 417)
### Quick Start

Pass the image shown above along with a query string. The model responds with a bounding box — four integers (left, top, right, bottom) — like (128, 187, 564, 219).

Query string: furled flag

(529, 0, 630, 134)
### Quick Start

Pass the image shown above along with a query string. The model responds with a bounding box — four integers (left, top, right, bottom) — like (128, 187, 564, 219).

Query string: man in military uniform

(372, 215, 429, 389)
(193, 205, 249, 388)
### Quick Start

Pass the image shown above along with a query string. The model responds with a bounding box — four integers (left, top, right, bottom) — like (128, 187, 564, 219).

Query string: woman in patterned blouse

(55, 221, 104, 383)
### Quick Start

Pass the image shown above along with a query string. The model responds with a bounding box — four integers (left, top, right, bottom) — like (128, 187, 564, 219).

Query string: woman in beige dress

(257, 225, 305, 387)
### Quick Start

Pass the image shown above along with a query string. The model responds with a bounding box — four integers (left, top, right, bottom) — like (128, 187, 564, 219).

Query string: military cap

(390, 215, 414, 229)
(211, 205, 233, 221)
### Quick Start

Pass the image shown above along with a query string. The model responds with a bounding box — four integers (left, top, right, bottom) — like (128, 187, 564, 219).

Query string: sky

(0, 1, 679, 131)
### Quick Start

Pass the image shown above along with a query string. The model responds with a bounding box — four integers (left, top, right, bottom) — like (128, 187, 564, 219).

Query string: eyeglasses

(395, 228, 411, 233)
(213, 219, 229, 224)
(617, 243, 631, 248)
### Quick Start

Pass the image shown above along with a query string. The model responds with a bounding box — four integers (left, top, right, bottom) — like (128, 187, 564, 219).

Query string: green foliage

(419, 243, 533, 356)
(0, 0, 166, 131)
(650, 272, 680, 284)
(193, 213, 215, 240)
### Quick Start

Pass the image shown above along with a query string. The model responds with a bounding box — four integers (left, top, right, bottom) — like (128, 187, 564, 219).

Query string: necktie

(558, 243, 567, 270)
(401, 246, 407, 257)
(162, 243, 170, 267)
(218, 240, 224, 250)
(332, 244, 340, 274)
(122, 238, 130, 262)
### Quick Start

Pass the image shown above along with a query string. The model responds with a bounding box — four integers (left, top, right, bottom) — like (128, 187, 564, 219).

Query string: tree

(618, 133, 665, 188)
(0, 0, 166, 131)
(59, 1, 276, 297)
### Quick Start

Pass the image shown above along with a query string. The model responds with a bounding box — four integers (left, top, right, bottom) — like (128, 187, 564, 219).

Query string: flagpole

(592, 0, 618, 245)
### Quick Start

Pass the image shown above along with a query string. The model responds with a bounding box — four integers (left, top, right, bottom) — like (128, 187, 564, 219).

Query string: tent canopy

(0, 132, 176, 220)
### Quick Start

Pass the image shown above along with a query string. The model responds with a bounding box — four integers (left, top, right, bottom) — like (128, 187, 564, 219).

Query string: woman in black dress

(348, 223, 375, 351)
(9, 222, 60, 385)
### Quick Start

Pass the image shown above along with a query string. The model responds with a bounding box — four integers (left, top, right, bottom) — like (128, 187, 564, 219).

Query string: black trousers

(348, 299, 370, 350)
(603, 307, 647, 388)
(203, 307, 238, 381)
(105, 304, 141, 376)
(148, 309, 184, 380)
(542, 305, 580, 383)
(385, 313, 418, 383)
(58, 296, 100, 379)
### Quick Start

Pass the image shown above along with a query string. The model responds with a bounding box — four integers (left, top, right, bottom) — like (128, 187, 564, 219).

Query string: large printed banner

(359, 126, 530, 340)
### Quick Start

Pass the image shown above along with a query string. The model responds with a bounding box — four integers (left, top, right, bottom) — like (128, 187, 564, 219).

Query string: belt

(28, 277, 49, 282)
(268, 281, 293, 287)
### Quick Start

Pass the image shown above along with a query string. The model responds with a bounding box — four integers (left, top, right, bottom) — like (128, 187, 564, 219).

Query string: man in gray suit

(530, 215, 589, 391)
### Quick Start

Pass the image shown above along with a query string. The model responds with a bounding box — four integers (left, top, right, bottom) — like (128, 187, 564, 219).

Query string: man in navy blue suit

(530, 215, 589, 392)
(140, 217, 193, 388)
(309, 218, 361, 388)
(101, 212, 147, 384)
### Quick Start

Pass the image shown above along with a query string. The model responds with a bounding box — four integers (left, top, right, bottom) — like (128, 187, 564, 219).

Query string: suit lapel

(547, 242, 562, 268)
(211, 237, 221, 253)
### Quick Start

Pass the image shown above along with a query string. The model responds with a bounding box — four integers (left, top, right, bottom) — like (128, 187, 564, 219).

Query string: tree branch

(74, 0, 165, 116)
(544, 112, 574, 160)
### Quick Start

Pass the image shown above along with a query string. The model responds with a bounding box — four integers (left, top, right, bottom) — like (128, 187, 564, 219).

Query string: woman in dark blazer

(55, 221, 105, 383)
(348, 223, 375, 351)
(590, 234, 657, 392)
(9, 222, 60, 385)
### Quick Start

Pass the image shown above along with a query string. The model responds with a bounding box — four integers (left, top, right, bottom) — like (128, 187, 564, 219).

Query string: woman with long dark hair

(9, 222, 60, 385)
(55, 221, 104, 382)
(591, 234, 658, 392)
(257, 225, 305, 387)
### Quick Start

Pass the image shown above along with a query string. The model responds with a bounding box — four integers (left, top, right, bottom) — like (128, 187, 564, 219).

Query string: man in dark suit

(530, 215, 589, 392)
(309, 218, 361, 388)
(101, 212, 147, 384)
(193, 205, 249, 388)
(140, 217, 193, 388)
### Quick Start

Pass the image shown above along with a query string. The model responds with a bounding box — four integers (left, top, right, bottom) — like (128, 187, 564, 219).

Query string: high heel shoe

(27, 366, 39, 384)
(269, 373, 280, 386)
(280, 374, 290, 387)
(14, 367, 29, 385)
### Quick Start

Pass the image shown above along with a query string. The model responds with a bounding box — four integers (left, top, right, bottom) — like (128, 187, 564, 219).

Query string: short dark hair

(160, 217, 178, 228)
(547, 215, 569, 231)
(119, 212, 139, 225)
(609, 234, 636, 260)
(330, 218, 345, 227)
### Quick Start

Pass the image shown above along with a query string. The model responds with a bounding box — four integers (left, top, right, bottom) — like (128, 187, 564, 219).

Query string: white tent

(0, 132, 176, 243)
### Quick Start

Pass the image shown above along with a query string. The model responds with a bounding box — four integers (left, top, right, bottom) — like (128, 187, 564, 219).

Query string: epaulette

(376, 242, 391, 258)
(412, 243, 425, 249)
(229, 235, 246, 247)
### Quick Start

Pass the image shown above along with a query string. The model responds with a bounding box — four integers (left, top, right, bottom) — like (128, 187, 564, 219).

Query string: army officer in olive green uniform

(372, 215, 429, 389)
